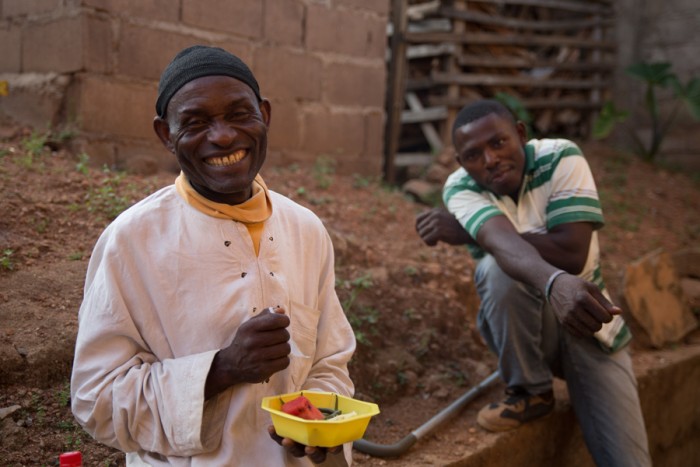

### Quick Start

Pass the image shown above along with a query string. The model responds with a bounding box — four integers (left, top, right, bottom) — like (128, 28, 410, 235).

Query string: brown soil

(1, 125, 699, 466)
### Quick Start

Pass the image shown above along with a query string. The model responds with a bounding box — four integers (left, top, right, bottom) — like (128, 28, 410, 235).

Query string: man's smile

(205, 149, 247, 167)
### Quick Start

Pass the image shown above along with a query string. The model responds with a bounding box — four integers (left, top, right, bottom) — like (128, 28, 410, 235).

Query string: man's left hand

(548, 273, 621, 337)
(268, 425, 343, 464)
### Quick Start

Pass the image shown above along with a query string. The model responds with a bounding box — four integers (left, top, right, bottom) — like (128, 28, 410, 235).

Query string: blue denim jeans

(475, 255, 651, 467)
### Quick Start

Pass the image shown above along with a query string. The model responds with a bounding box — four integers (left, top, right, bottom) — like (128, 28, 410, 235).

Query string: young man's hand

(548, 274, 621, 337)
(415, 208, 471, 246)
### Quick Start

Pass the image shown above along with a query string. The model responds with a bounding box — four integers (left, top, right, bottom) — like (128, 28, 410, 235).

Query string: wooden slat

(405, 92, 443, 153)
(383, 0, 408, 184)
(438, 6, 614, 31)
(407, 43, 455, 60)
(429, 95, 605, 110)
(394, 153, 434, 168)
(401, 105, 448, 124)
(456, 54, 614, 72)
(431, 71, 609, 89)
(463, 0, 612, 14)
(404, 31, 616, 50)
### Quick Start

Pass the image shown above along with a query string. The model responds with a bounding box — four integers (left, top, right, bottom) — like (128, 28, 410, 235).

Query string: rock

(622, 249, 699, 348)
(402, 178, 441, 205)
(0, 405, 21, 420)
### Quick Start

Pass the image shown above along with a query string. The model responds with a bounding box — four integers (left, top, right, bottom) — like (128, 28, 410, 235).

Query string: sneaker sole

(476, 408, 554, 432)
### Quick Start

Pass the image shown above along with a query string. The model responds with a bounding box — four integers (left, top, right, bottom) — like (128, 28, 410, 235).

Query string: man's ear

(516, 120, 528, 145)
(259, 98, 272, 128)
(153, 117, 175, 153)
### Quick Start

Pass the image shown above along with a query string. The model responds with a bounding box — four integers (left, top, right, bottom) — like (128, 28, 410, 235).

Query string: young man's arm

(476, 215, 619, 338)
(416, 207, 592, 274)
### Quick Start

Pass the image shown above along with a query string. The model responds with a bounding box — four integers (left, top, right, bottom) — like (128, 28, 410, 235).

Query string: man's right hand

(415, 208, 471, 246)
(205, 307, 291, 398)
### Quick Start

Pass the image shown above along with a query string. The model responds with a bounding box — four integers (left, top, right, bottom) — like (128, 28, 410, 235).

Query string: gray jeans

(474, 255, 652, 467)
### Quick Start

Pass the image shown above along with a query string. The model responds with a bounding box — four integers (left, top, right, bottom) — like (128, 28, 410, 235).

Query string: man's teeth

(206, 150, 246, 166)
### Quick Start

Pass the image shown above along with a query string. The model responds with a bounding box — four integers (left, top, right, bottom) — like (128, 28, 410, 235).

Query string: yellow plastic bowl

(261, 391, 380, 447)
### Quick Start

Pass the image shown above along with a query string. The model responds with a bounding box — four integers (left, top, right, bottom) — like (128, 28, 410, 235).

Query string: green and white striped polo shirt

(443, 138, 605, 289)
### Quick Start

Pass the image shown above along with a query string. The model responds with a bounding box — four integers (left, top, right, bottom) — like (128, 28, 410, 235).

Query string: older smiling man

(70, 45, 355, 466)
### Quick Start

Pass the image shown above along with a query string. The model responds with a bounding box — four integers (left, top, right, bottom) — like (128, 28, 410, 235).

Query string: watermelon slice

(280, 395, 325, 420)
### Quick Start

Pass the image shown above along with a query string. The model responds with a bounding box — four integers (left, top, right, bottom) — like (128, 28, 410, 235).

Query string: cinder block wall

(0, 0, 389, 176)
(613, 0, 700, 168)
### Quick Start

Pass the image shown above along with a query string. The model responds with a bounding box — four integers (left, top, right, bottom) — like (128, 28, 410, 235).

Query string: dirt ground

(1, 124, 699, 466)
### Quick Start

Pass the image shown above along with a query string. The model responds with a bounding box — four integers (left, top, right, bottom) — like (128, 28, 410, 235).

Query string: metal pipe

(353, 370, 500, 458)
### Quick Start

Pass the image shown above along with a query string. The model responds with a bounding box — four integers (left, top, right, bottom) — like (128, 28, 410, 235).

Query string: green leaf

(678, 78, 700, 120)
(494, 92, 531, 124)
(592, 101, 629, 139)
(625, 62, 675, 87)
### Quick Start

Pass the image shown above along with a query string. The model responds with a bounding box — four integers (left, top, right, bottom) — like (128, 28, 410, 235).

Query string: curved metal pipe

(353, 370, 500, 458)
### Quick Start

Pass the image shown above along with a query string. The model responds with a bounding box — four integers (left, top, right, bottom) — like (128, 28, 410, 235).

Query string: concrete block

(263, 0, 304, 46)
(267, 99, 302, 151)
(117, 25, 200, 81)
(0, 72, 71, 128)
(83, 15, 112, 74)
(254, 47, 322, 101)
(209, 40, 254, 68)
(67, 74, 158, 140)
(302, 108, 364, 156)
(23, 17, 84, 73)
(81, 0, 180, 23)
(341, 0, 390, 15)
(364, 109, 384, 158)
(622, 249, 698, 348)
(2, 0, 62, 18)
(325, 61, 385, 107)
(307, 4, 386, 58)
(0, 28, 21, 73)
(182, 0, 263, 39)
(118, 139, 178, 175)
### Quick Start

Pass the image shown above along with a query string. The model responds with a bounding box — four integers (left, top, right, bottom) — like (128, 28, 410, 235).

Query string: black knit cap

(156, 45, 262, 117)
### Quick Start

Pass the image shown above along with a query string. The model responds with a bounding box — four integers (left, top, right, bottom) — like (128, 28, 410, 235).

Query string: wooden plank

(438, 6, 615, 31)
(431, 71, 609, 89)
(429, 95, 605, 110)
(405, 92, 444, 153)
(394, 153, 434, 168)
(462, 0, 612, 14)
(401, 106, 448, 124)
(407, 43, 455, 59)
(456, 54, 614, 72)
(405, 78, 437, 92)
(383, 0, 409, 184)
(404, 31, 616, 50)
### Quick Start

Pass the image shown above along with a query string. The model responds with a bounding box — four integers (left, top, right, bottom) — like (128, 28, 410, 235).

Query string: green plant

(57, 383, 71, 407)
(85, 168, 132, 220)
(75, 152, 90, 175)
(312, 155, 335, 189)
(21, 130, 49, 157)
(495, 91, 534, 136)
(337, 274, 373, 314)
(68, 251, 85, 261)
(352, 173, 373, 188)
(0, 249, 14, 270)
(593, 61, 700, 161)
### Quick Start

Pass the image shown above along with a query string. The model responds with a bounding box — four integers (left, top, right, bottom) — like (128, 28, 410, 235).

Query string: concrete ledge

(447, 345, 700, 467)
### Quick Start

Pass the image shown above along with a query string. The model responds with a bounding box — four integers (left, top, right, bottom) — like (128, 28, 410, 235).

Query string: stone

(622, 249, 698, 348)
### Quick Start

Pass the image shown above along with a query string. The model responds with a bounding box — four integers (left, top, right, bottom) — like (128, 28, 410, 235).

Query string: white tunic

(71, 185, 356, 466)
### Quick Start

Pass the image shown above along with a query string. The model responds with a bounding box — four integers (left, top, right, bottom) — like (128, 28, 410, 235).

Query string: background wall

(0, 0, 389, 176)
(613, 0, 700, 169)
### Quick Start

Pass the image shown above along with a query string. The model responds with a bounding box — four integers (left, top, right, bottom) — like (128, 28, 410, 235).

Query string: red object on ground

(281, 395, 325, 420)
(59, 451, 83, 466)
